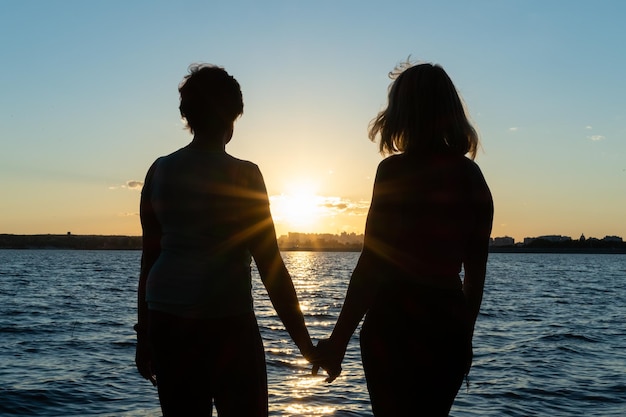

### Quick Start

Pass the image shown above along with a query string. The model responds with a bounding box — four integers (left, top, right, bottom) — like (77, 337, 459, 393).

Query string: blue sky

(1, 0, 625, 242)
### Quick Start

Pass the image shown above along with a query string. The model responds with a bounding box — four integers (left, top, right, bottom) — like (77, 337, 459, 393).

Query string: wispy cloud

(126, 180, 143, 189)
(109, 180, 144, 190)
(585, 125, 593, 130)
(269, 194, 370, 218)
(508, 127, 518, 132)
(588, 135, 605, 142)
(118, 212, 139, 217)
(319, 197, 370, 217)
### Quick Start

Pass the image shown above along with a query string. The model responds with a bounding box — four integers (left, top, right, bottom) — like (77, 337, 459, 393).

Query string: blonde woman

(316, 62, 494, 416)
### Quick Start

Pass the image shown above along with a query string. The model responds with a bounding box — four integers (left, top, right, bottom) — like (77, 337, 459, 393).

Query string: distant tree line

(524, 237, 626, 249)
(0, 234, 142, 250)
(489, 236, 626, 254)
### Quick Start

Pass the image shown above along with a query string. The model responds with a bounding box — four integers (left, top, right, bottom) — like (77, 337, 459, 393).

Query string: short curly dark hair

(178, 64, 244, 134)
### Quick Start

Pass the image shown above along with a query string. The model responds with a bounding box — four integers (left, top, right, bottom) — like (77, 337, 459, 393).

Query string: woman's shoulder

(378, 152, 487, 179)
(227, 154, 258, 167)
(151, 147, 192, 168)
(459, 156, 487, 179)
(378, 152, 465, 170)
(376, 153, 406, 171)
(372, 154, 406, 181)
(226, 154, 261, 175)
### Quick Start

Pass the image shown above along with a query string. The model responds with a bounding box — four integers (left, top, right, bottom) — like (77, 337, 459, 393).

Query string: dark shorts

(148, 309, 268, 417)
(360, 281, 472, 417)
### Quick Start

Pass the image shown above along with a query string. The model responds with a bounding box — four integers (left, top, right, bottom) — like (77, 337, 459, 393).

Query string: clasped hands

(306, 338, 345, 383)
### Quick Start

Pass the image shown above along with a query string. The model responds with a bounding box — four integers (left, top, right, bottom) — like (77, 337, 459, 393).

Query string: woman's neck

(189, 128, 232, 151)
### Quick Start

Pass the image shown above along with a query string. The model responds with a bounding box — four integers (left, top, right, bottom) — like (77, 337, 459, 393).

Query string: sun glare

(270, 180, 323, 230)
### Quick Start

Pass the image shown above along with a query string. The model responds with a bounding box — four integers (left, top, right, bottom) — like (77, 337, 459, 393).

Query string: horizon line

(1, 231, 623, 241)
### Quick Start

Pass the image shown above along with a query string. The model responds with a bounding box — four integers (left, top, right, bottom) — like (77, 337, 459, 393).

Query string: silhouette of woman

(315, 61, 494, 416)
(134, 64, 316, 416)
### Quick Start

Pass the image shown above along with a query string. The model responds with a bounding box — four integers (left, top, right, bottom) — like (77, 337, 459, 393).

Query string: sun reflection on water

(280, 373, 338, 416)
(284, 403, 337, 416)
(259, 252, 370, 415)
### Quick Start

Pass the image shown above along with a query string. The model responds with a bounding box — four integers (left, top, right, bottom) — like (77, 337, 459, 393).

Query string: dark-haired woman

(134, 64, 315, 417)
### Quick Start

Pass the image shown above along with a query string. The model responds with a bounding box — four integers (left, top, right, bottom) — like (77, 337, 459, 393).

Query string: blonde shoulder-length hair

(369, 61, 479, 159)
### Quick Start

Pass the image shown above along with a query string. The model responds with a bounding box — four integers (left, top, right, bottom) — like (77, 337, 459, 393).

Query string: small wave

(539, 332, 599, 343)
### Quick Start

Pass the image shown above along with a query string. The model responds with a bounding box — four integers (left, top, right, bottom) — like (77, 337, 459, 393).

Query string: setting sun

(270, 180, 323, 230)
(267, 179, 371, 237)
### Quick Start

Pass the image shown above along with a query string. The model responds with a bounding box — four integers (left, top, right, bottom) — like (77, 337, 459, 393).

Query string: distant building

(492, 236, 515, 246)
(524, 235, 572, 245)
(277, 232, 364, 250)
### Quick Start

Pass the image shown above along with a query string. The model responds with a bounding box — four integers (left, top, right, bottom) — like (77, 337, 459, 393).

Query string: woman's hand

(135, 336, 157, 386)
(311, 338, 345, 383)
(464, 340, 473, 377)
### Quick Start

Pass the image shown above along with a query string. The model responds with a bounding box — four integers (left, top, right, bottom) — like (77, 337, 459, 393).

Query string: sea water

(0, 250, 625, 416)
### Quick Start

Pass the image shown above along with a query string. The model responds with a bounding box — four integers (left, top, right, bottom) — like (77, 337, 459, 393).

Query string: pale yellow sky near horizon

(1, 2, 625, 245)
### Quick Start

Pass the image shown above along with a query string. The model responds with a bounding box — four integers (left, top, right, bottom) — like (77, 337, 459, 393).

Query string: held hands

(308, 338, 345, 383)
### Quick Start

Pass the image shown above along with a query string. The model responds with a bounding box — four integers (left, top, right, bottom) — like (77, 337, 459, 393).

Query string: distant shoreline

(487, 246, 626, 254)
(0, 234, 142, 250)
(1, 234, 625, 254)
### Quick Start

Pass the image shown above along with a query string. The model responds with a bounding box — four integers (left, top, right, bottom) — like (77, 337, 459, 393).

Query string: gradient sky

(1, 0, 625, 243)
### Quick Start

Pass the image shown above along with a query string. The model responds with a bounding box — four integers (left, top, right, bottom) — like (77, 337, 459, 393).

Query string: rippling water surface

(1, 250, 625, 416)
